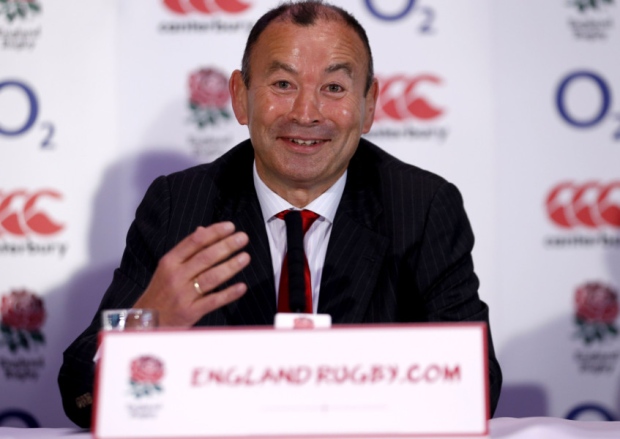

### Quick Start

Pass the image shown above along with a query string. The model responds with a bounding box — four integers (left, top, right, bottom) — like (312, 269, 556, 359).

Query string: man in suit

(59, 0, 502, 427)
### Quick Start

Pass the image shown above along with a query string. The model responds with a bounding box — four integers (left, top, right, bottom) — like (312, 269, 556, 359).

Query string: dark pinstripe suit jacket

(59, 138, 502, 427)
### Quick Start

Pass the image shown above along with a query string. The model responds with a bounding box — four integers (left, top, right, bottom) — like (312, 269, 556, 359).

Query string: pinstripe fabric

(59, 138, 502, 427)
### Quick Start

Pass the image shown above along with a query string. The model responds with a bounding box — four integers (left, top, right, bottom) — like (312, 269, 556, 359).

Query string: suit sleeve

(415, 181, 502, 417)
(57, 176, 171, 428)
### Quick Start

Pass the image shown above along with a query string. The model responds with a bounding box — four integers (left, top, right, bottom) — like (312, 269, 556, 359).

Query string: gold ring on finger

(193, 280, 202, 296)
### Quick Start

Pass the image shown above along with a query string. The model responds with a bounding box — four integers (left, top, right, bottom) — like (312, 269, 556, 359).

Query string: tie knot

(277, 209, 320, 234)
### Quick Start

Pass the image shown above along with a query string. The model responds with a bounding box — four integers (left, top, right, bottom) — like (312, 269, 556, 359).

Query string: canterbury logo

(0, 190, 64, 236)
(374, 74, 444, 121)
(546, 181, 620, 228)
(163, 0, 251, 14)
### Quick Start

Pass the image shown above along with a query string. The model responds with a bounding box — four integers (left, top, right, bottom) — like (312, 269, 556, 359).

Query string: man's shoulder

(164, 139, 254, 186)
(354, 138, 448, 190)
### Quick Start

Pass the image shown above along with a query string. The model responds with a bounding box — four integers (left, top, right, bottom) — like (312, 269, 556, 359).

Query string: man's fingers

(185, 232, 249, 280)
(171, 222, 237, 263)
(194, 282, 247, 316)
(136, 222, 251, 328)
(193, 252, 251, 295)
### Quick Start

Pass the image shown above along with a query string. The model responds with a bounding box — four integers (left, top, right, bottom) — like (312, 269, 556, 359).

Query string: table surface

(3, 417, 620, 438)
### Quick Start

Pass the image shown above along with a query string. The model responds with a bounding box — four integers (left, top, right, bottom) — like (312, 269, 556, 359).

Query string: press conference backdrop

(0, 0, 618, 427)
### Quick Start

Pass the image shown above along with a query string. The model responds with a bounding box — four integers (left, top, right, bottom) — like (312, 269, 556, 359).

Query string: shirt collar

(253, 161, 346, 224)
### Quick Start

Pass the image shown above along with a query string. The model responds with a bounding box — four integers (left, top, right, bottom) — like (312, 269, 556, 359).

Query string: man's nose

(288, 89, 323, 125)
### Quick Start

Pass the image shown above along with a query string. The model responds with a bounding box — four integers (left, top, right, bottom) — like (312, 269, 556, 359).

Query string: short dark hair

(241, 0, 374, 95)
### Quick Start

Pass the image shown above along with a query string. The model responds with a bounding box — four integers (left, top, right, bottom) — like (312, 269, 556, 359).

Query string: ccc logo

(374, 74, 443, 122)
(546, 181, 620, 228)
(163, 0, 250, 14)
(0, 190, 64, 236)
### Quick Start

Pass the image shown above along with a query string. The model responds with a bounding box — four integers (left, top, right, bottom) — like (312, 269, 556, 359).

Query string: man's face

(230, 19, 378, 202)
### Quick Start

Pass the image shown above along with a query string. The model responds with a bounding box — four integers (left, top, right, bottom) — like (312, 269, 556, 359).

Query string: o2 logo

(555, 70, 620, 140)
(364, 0, 435, 34)
(0, 80, 55, 148)
(566, 403, 616, 421)
(0, 409, 40, 427)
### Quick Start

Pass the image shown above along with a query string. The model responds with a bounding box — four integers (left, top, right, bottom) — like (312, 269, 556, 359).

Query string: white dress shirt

(253, 162, 346, 313)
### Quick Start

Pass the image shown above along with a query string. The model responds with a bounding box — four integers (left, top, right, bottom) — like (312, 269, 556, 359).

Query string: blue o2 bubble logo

(364, 0, 416, 21)
(556, 71, 611, 128)
(0, 80, 39, 136)
(555, 70, 620, 140)
(364, 0, 435, 34)
(0, 409, 40, 427)
(0, 79, 55, 148)
(566, 404, 616, 421)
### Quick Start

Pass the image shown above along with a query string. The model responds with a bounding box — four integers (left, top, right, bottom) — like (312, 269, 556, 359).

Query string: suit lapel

(318, 142, 389, 323)
(230, 196, 277, 325)
(215, 143, 277, 325)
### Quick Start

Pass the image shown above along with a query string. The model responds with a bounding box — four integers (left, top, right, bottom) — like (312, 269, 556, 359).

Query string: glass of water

(101, 309, 158, 331)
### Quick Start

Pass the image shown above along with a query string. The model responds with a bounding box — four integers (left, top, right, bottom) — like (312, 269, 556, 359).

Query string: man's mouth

(288, 138, 324, 146)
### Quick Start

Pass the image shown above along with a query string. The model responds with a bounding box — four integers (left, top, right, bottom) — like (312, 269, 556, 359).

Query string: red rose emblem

(0, 290, 46, 331)
(189, 68, 229, 108)
(293, 317, 315, 329)
(130, 356, 164, 384)
(575, 282, 619, 324)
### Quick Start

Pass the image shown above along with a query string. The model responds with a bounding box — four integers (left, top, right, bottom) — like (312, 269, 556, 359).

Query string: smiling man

(59, 0, 502, 428)
(230, 14, 377, 207)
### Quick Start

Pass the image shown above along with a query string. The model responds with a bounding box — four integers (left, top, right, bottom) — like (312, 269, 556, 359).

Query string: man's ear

(362, 78, 379, 134)
(229, 70, 248, 125)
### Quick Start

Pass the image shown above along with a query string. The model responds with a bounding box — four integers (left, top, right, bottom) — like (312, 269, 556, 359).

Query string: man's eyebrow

(266, 61, 353, 77)
(325, 63, 353, 77)
(267, 61, 297, 75)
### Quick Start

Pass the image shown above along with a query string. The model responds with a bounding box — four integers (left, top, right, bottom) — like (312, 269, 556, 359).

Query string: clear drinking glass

(101, 309, 158, 331)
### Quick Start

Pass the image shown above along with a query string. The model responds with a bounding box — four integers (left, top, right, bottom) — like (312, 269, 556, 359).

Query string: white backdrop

(0, 0, 618, 427)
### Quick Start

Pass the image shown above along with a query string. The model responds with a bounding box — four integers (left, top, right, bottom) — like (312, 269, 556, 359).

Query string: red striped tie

(276, 209, 320, 313)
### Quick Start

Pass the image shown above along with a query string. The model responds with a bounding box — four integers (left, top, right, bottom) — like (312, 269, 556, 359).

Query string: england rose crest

(570, 0, 614, 12)
(188, 67, 231, 128)
(574, 282, 619, 344)
(0, 0, 41, 23)
(0, 290, 46, 353)
(293, 317, 315, 329)
(130, 355, 164, 397)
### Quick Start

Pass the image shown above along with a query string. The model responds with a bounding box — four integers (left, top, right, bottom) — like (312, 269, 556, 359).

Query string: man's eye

(275, 81, 290, 89)
(326, 84, 344, 93)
